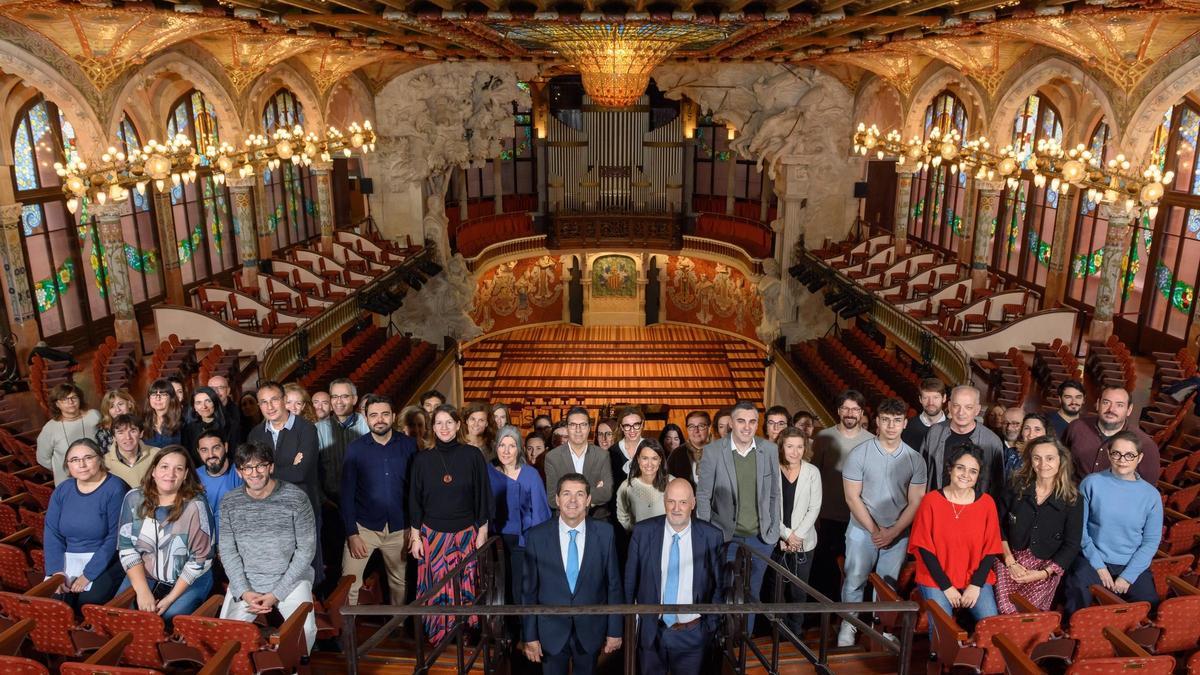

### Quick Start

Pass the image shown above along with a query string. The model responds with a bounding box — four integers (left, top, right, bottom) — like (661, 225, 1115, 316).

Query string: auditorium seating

(298, 325, 386, 393)
(1086, 334, 1137, 394)
(447, 194, 537, 232)
(973, 348, 1032, 407)
(691, 195, 777, 222)
(926, 598, 1060, 674)
(789, 334, 909, 416)
(841, 328, 923, 405)
(91, 337, 138, 396)
(993, 629, 1175, 675)
(1031, 338, 1081, 407)
(198, 344, 254, 392)
(693, 213, 773, 258)
(29, 355, 77, 418)
(165, 595, 312, 675)
(145, 334, 198, 384)
(455, 212, 535, 258)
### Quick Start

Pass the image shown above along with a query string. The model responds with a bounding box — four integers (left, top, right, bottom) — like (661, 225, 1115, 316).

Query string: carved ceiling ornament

(815, 50, 928, 99)
(191, 30, 326, 96)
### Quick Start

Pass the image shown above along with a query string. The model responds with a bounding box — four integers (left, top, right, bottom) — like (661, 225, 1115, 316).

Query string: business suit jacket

(544, 444, 615, 520)
(623, 516, 724, 647)
(919, 421, 1006, 501)
(247, 415, 321, 516)
(695, 436, 781, 544)
(522, 517, 623, 655)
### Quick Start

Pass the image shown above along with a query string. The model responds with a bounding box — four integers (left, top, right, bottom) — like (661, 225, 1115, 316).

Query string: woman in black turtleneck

(408, 403, 492, 645)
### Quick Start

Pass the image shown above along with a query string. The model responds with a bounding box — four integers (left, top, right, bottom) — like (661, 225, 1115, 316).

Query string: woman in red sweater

(909, 443, 1003, 641)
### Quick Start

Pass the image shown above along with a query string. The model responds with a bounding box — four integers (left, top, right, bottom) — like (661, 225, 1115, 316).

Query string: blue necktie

(664, 533, 681, 626)
(566, 529, 579, 593)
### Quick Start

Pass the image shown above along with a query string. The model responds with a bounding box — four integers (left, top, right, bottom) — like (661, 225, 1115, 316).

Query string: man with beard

(809, 390, 874, 600)
(341, 394, 416, 605)
(901, 379, 947, 452)
(1001, 406, 1026, 480)
(1049, 380, 1085, 437)
(1064, 386, 1160, 483)
(196, 430, 243, 544)
(919, 385, 1006, 499)
(667, 410, 709, 487)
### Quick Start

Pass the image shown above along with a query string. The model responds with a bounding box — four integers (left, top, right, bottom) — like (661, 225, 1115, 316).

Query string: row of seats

(454, 212, 535, 258)
(691, 195, 777, 222)
(693, 213, 773, 259)
(145, 334, 198, 384)
(788, 335, 911, 417)
(841, 327, 923, 404)
(1086, 333, 1137, 394)
(29, 355, 75, 419)
(92, 337, 138, 396)
(297, 325, 386, 393)
(974, 347, 1032, 408)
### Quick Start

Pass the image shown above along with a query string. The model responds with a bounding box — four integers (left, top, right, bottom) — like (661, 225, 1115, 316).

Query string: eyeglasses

(240, 463, 272, 473)
(330, 393, 354, 400)
(766, 420, 789, 427)
(67, 455, 98, 465)
(686, 423, 710, 431)
(59, 395, 79, 403)
(149, 391, 170, 398)
(1108, 450, 1141, 462)
(621, 422, 643, 431)
(838, 406, 862, 414)
(566, 422, 589, 430)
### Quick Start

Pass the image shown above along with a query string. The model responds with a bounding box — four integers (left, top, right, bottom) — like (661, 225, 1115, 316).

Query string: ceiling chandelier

(506, 23, 727, 107)
(853, 123, 1170, 218)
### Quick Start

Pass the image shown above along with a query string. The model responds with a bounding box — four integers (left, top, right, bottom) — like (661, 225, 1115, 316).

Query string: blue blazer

(623, 515, 725, 648)
(522, 517, 623, 655)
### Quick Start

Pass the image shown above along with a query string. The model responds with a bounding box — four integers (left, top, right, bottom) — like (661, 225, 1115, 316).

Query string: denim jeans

(726, 534, 776, 633)
(918, 583, 999, 642)
(841, 524, 909, 603)
(118, 570, 214, 621)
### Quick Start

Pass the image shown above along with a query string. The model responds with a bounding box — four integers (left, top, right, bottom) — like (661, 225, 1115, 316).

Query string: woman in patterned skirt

(994, 436, 1082, 612)
(409, 404, 493, 644)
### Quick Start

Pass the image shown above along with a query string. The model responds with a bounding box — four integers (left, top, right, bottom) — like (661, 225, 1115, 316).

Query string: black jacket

(247, 415, 321, 516)
(999, 485, 1084, 571)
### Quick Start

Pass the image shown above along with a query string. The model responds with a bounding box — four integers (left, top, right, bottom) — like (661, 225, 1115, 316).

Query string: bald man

(207, 375, 243, 444)
(624, 479, 724, 674)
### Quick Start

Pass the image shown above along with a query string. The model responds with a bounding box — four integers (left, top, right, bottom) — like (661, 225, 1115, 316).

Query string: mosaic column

(311, 161, 335, 255)
(93, 202, 139, 343)
(253, 177, 273, 265)
(151, 187, 185, 305)
(956, 181, 979, 266)
(1042, 191, 1080, 309)
(0, 203, 41, 363)
(893, 168, 915, 258)
(227, 176, 259, 286)
(1089, 206, 1134, 342)
(972, 180, 1005, 291)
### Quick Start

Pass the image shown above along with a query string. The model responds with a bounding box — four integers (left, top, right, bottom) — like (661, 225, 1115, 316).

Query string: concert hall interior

(0, 0, 1199, 673)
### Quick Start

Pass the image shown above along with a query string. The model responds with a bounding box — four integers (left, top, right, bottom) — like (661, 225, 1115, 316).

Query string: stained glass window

(261, 89, 317, 250)
(1066, 120, 1114, 310)
(114, 115, 164, 305)
(909, 90, 968, 255)
(166, 89, 238, 286)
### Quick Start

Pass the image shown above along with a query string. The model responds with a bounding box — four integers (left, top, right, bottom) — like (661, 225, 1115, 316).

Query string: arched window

(1066, 120, 1113, 309)
(166, 89, 238, 287)
(261, 89, 317, 250)
(908, 90, 969, 254)
(992, 92, 1064, 289)
(114, 115, 164, 306)
(10, 95, 110, 343)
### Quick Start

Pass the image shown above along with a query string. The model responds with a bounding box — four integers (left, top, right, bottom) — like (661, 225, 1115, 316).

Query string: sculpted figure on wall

(391, 253, 482, 344)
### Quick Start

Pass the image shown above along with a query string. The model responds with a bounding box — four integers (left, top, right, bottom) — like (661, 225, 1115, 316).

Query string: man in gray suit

(544, 407, 615, 520)
(696, 401, 781, 631)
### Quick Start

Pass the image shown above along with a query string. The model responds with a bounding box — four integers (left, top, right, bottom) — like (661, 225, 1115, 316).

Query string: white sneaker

(837, 621, 858, 647)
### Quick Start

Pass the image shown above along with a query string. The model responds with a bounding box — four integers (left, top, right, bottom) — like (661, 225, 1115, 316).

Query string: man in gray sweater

(218, 441, 318, 651)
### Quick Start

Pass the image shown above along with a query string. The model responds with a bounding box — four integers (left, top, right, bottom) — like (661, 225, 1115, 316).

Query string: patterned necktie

(664, 532, 682, 626)
(567, 529, 579, 593)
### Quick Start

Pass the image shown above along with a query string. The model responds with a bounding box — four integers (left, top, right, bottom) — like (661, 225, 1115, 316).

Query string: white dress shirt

(568, 445, 588, 474)
(732, 436, 757, 458)
(661, 520, 699, 623)
(558, 518, 586, 573)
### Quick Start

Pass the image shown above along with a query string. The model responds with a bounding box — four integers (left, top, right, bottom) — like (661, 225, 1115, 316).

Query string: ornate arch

(902, 65, 988, 140)
(244, 62, 324, 133)
(0, 38, 104, 159)
(853, 74, 904, 131)
(989, 56, 1118, 150)
(109, 50, 243, 143)
(1124, 50, 1200, 167)
(325, 73, 375, 129)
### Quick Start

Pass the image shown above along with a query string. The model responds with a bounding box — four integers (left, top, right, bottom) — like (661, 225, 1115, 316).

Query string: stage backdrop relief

(472, 255, 564, 333)
(666, 256, 763, 344)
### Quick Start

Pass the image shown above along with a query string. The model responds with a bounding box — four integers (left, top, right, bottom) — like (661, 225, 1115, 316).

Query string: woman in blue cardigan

(488, 425, 551, 635)
(44, 438, 130, 610)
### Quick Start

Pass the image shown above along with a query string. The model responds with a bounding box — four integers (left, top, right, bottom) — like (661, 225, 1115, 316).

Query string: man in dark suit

(625, 478, 724, 674)
(248, 381, 322, 581)
(523, 473, 623, 675)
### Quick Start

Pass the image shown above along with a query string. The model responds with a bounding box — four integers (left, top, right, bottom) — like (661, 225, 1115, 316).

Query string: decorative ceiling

(0, 0, 1198, 98)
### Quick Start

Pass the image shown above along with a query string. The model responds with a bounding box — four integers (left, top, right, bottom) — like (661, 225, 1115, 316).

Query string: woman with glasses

(776, 427, 821, 635)
(594, 418, 616, 453)
(96, 389, 138, 455)
(1064, 431, 1162, 615)
(609, 405, 648, 488)
(995, 436, 1081, 613)
(143, 379, 182, 450)
(117, 446, 214, 619)
(616, 439, 670, 531)
(44, 439, 129, 609)
(38, 383, 101, 485)
(409, 404, 492, 645)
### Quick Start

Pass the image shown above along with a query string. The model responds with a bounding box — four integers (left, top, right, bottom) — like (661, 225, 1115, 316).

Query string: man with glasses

(1063, 386, 1160, 483)
(764, 406, 791, 444)
(544, 407, 614, 520)
(919, 385, 1006, 499)
(696, 401, 780, 632)
(810, 390, 874, 599)
(219, 441, 318, 651)
(609, 406, 649, 488)
(837, 398, 927, 646)
(341, 394, 416, 605)
(320, 379, 368, 507)
(667, 411, 709, 486)
(1001, 407, 1026, 480)
(206, 376, 244, 444)
(1065, 431, 1162, 614)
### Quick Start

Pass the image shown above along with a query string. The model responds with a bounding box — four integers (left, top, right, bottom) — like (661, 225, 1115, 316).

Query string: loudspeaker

(853, 181, 869, 198)
(360, 177, 374, 195)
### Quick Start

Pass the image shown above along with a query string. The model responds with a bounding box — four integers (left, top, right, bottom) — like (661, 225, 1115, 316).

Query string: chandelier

(55, 121, 376, 214)
(853, 123, 1170, 218)
(506, 23, 726, 107)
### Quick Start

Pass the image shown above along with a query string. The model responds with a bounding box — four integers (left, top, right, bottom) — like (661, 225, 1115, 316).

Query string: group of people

(28, 366, 1164, 672)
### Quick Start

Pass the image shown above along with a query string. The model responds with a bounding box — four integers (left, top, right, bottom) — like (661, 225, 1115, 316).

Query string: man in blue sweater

(196, 431, 242, 544)
(1065, 431, 1162, 615)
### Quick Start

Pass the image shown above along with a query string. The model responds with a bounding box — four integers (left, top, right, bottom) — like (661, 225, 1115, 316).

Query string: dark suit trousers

(542, 632, 598, 675)
(639, 621, 707, 675)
